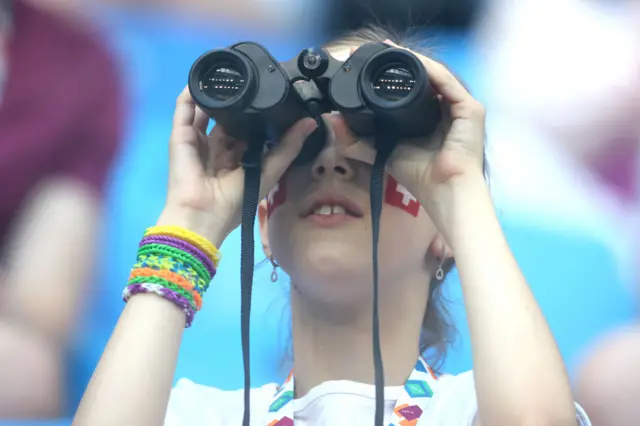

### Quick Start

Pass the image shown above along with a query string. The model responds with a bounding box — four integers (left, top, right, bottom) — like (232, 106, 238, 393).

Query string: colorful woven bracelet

(135, 244, 212, 291)
(139, 235, 216, 278)
(123, 283, 195, 327)
(138, 244, 215, 292)
(128, 271, 202, 310)
(144, 225, 221, 268)
(122, 226, 221, 328)
(133, 253, 208, 294)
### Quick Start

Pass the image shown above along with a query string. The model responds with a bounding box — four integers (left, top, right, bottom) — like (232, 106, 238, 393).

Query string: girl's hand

(157, 87, 318, 246)
(334, 41, 487, 237)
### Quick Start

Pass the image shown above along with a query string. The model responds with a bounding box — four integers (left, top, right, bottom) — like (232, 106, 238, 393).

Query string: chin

(287, 242, 373, 301)
(301, 240, 370, 273)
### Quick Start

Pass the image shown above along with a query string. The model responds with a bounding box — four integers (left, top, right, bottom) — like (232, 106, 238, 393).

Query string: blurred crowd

(0, 0, 637, 424)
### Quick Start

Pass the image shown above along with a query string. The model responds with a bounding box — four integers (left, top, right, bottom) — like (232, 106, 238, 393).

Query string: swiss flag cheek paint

(384, 175, 420, 217)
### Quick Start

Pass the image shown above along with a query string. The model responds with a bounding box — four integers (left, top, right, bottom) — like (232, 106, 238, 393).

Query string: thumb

(260, 118, 318, 195)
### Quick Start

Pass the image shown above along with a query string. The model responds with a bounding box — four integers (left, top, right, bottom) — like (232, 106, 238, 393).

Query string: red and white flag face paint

(384, 175, 420, 217)
(267, 175, 287, 218)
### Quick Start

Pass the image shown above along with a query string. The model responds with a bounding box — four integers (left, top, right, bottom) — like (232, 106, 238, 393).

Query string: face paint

(384, 175, 420, 217)
(267, 174, 287, 218)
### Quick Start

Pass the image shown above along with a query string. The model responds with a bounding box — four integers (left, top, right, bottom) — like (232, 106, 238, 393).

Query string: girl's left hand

(333, 41, 487, 233)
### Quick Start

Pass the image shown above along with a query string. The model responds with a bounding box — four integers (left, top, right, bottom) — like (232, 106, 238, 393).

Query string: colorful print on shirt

(264, 356, 438, 426)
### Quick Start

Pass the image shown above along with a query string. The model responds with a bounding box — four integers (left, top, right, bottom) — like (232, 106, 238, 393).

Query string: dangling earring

(270, 255, 280, 283)
(435, 251, 447, 281)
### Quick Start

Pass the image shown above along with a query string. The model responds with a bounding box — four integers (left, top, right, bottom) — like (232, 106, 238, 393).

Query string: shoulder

(165, 379, 279, 426)
(422, 371, 591, 426)
(420, 371, 477, 425)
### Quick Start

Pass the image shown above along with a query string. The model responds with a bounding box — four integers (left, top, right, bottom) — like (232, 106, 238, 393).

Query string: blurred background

(0, 0, 638, 424)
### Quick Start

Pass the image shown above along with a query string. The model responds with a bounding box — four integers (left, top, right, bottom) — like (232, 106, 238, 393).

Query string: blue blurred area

(13, 8, 631, 426)
(0, 422, 70, 426)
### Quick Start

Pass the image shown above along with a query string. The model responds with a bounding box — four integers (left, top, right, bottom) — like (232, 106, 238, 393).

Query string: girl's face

(258, 113, 443, 311)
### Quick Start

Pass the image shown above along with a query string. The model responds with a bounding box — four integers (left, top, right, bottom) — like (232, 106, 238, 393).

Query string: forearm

(73, 212, 227, 425)
(72, 294, 186, 426)
(446, 175, 576, 425)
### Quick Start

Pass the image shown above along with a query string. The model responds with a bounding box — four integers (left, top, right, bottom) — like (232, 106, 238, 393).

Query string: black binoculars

(188, 41, 441, 165)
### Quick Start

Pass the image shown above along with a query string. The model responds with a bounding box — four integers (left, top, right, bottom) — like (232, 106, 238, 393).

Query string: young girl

(72, 28, 591, 426)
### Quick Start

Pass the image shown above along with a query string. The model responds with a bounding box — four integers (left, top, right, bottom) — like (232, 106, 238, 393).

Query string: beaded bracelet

(122, 226, 221, 327)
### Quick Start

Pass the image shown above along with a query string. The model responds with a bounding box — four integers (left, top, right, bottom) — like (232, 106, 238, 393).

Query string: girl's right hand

(157, 86, 318, 246)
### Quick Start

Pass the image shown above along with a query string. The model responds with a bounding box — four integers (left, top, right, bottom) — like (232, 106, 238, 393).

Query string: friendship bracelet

(123, 283, 195, 327)
(138, 244, 211, 283)
(144, 225, 221, 267)
(133, 253, 209, 294)
(140, 235, 216, 278)
(128, 275, 200, 311)
(123, 225, 223, 328)
(129, 268, 203, 310)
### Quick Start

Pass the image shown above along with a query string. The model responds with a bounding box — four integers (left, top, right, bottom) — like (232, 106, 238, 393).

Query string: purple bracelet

(123, 283, 195, 327)
(139, 235, 216, 277)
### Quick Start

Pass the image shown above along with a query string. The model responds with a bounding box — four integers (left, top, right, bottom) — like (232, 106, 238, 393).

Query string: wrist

(156, 207, 230, 248)
(438, 172, 495, 245)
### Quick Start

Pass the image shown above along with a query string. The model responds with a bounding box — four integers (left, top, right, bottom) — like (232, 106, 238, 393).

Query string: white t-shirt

(164, 371, 591, 425)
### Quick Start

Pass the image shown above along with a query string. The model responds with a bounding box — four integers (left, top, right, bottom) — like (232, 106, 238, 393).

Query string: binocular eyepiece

(188, 41, 441, 164)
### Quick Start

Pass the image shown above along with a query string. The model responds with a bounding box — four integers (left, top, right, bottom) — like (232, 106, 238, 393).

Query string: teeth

(312, 205, 347, 215)
(316, 205, 332, 215)
(333, 205, 346, 215)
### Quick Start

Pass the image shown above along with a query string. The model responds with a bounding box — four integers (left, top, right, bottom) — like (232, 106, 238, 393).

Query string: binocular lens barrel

(190, 49, 256, 110)
(199, 62, 248, 102)
(370, 65, 416, 102)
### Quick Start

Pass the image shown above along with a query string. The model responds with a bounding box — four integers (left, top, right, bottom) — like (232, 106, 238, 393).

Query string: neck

(290, 274, 429, 398)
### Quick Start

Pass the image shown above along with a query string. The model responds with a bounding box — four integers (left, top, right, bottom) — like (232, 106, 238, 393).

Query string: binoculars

(188, 41, 442, 164)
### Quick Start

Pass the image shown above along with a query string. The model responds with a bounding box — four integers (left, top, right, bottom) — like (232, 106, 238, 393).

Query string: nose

(310, 136, 355, 181)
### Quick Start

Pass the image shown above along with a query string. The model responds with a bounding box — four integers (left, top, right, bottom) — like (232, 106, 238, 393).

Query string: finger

(207, 124, 227, 160)
(168, 126, 207, 181)
(169, 87, 208, 177)
(194, 107, 210, 134)
(261, 118, 317, 195)
(208, 126, 245, 173)
(172, 86, 197, 128)
(439, 97, 453, 135)
(207, 125, 235, 164)
(211, 139, 246, 174)
(329, 114, 377, 165)
(328, 113, 354, 145)
(384, 39, 472, 105)
(169, 89, 206, 178)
